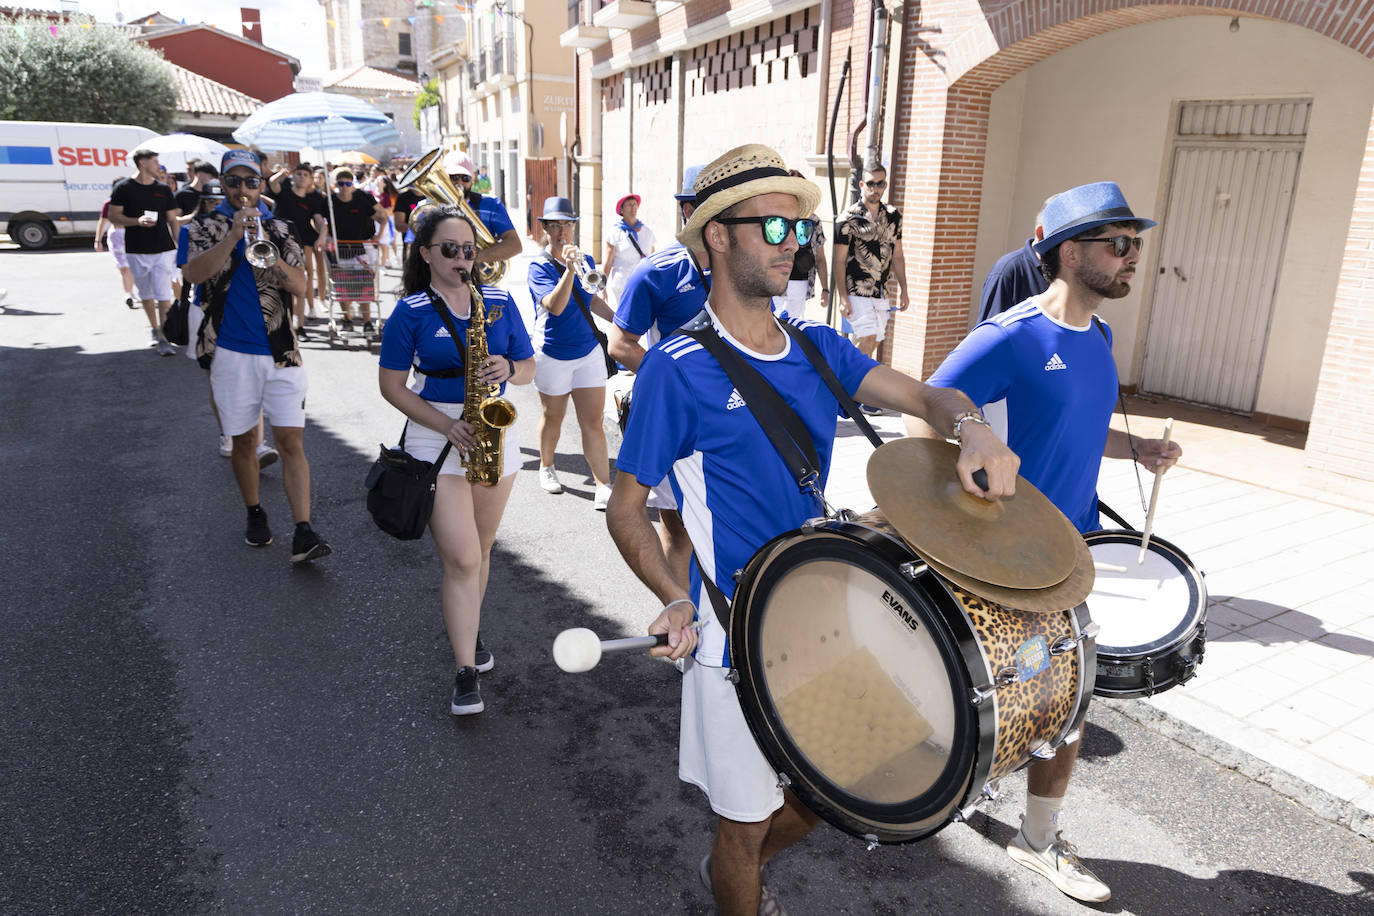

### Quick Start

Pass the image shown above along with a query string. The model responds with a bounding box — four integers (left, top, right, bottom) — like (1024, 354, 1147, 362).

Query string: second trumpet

(570, 248, 606, 293)
(243, 212, 279, 269)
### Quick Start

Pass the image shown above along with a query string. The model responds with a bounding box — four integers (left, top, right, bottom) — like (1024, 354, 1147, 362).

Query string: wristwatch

(953, 409, 990, 445)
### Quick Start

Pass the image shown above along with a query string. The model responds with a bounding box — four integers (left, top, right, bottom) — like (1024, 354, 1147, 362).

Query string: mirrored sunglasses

(430, 241, 476, 259)
(714, 215, 816, 247)
(223, 175, 262, 189)
(1075, 235, 1144, 257)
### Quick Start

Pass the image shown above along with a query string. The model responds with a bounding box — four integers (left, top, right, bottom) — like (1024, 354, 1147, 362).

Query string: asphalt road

(2, 245, 1371, 915)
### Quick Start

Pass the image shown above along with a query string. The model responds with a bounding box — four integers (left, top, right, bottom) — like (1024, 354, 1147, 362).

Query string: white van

(1, 120, 157, 250)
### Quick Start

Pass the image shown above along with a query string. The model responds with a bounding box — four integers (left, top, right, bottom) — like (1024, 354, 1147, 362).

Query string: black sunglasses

(336, 180, 353, 187)
(223, 175, 262, 189)
(714, 215, 816, 247)
(864, 179, 887, 188)
(429, 241, 476, 259)
(1075, 235, 1144, 257)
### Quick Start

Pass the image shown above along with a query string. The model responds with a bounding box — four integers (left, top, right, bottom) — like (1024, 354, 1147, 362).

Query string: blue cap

(220, 148, 262, 177)
(675, 164, 705, 202)
(1033, 181, 1156, 255)
(540, 196, 578, 221)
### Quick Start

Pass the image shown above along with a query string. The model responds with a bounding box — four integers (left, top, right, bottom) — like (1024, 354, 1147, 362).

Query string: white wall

(974, 15, 1374, 420)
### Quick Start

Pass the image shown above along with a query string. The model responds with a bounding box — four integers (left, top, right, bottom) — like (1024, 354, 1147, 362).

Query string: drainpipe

(846, 0, 888, 204)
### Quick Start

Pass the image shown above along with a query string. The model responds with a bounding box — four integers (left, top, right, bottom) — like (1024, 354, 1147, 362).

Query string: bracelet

(953, 409, 990, 445)
(505, 355, 516, 379)
(662, 598, 695, 615)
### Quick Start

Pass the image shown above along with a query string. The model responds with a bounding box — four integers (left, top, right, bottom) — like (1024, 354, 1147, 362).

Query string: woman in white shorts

(95, 188, 136, 309)
(527, 197, 616, 510)
(377, 205, 536, 717)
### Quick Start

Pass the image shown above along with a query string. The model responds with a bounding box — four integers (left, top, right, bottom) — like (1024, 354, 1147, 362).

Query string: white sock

(1023, 792, 1064, 850)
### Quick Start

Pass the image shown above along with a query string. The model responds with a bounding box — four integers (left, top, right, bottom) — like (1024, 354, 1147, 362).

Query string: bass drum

(729, 512, 1095, 844)
(1083, 530, 1207, 698)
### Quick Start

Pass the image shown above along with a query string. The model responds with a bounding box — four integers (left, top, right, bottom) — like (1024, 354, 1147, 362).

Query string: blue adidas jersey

(527, 253, 600, 361)
(378, 287, 534, 403)
(613, 243, 709, 341)
(927, 298, 1118, 533)
(616, 307, 878, 666)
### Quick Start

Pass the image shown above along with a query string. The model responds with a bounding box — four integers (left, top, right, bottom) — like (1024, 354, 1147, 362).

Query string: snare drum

(1083, 530, 1207, 698)
(728, 511, 1095, 844)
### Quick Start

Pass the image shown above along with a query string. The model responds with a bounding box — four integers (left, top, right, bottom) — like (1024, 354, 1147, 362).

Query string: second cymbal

(867, 438, 1080, 590)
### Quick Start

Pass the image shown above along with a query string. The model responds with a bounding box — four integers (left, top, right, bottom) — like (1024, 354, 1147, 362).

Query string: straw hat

(677, 144, 820, 250)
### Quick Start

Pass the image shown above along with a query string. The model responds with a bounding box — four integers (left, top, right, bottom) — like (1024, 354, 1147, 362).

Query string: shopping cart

(323, 239, 381, 348)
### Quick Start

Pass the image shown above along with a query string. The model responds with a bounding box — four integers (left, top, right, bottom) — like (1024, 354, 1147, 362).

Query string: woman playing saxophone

(377, 204, 535, 716)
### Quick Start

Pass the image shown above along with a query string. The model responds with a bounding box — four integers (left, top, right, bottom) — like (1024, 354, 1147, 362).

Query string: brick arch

(887, 0, 1374, 379)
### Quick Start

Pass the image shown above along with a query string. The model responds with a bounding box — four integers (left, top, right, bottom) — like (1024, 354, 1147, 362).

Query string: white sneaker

(1007, 826, 1111, 903)
(594, 483, 612, 511)
(538, 466, 563, 494)
(257, 443, 279, 469)
(219, 435, 233, 458)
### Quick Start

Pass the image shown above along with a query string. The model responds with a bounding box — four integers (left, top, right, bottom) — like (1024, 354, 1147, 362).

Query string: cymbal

(917, 532, 1096, 614)
(867, 438, 1080, 590)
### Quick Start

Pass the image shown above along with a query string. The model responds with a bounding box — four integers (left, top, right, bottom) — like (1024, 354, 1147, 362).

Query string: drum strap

(778, 322, 883, 448)
(1093, 315, 1148, 514)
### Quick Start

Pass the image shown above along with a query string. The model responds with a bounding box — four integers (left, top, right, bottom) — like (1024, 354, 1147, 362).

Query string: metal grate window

(1177, 99, 1311, 139)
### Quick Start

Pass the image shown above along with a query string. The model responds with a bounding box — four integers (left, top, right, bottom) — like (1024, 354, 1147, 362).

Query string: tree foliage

(0, 17, 178, 132)
(414, 78, 440, 130)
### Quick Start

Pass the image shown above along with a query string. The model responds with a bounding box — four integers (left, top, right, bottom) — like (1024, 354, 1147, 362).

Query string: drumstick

(1094, 561, 1129, 573)
(1138, 417, 1174, 564)
(553, 626, 698, 673)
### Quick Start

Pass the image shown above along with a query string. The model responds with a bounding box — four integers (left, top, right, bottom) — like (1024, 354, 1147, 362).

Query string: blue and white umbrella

(232, 92, 400, 151)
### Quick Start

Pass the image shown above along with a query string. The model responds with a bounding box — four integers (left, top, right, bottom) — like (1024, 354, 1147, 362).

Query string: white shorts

(772, 279, 808, 319)
(108, 228, 129, 269)
(401, 401, 523, 478)
(534, 346, 608, 397)
(847, 295, 890, 341)
(127, 251, 177, 302)
(210, 348, 308, 436)
(187, 302, 205, 361)
(680, 660, 784, 823)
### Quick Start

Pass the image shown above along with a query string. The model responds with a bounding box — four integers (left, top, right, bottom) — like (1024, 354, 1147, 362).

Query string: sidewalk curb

(1099, 696, 1374, 840)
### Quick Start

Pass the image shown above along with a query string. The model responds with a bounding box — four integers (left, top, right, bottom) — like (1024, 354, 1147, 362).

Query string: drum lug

(899, 560, 928, 579)
(776, 772, 792, 789)
(1030, 741, 1057, 760)
(1142, 656, 1156, 696)
(970, 666, 1020, 706)
(1060, 728, 1081, 746)
(952, 799, 983, 823)
(863, 834, 880, 851)
(982, 778, 1002, 801)
(725, 668, 741, 685)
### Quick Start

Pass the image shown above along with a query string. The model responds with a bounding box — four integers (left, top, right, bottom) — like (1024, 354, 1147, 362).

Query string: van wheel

(12, 220, 55, 251)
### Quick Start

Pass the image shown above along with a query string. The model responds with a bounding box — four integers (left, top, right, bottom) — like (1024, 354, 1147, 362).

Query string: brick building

(566, 0, 1374, 490)
(319, 0, 464, 76)
(131, 21, 299, 103)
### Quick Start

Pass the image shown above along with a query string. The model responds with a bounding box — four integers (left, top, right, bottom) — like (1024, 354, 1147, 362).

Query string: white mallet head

(553, 627, 603, 673)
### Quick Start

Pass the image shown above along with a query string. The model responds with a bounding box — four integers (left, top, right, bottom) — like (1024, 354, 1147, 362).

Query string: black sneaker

(125, 296, 136, 309)
(245, 506, 272, 547)
(341, 319, 354, 332)
(363, 320, 375, 335)
(296, 326, 309, 342)
(474, 633, 494, 673)
(290, 523, 331, 564)
(858, 403, 883, 416)
(451, 666, 483, 715)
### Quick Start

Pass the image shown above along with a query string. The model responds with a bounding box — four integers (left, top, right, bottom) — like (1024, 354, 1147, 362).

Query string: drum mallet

(1138, 417, 1174, 564)
(553, 626, 697, 673)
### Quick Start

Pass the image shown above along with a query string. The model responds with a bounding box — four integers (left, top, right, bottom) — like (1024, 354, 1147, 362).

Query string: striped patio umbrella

(232, 92, 399, 151)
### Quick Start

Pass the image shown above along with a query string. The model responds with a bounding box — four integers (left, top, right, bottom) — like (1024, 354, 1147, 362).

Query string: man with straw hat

(914, 180, 1181, 903)
(606, 145, 1019, 914)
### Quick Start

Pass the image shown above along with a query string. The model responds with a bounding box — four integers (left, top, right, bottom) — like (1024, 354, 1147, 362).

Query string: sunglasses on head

(714, 215, 816, 247)
(1075, 235, 1144, 257)
(864, 179, 887, 188)
(223, 175, 262, 189)
(429, 241, 476, 259)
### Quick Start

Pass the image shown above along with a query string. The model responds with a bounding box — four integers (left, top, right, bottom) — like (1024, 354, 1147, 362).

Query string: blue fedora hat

(1033, 181, 1156, 255)
(675, 164, 705, 202)
(540, 196, 578, 221)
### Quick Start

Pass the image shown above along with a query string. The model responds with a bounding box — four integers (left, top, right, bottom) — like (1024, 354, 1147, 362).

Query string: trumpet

(243, 211, 279, 269)
(569, 248, 606, 293)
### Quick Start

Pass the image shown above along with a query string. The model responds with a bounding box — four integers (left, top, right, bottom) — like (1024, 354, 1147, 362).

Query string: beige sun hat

(677, 144, 821, 250)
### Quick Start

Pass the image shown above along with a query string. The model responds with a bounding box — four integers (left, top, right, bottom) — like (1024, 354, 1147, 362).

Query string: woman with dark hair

(377, 205, 536, 716)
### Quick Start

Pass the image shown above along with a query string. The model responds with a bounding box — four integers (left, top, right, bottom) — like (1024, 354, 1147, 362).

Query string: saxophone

(459, 269, 518, 486)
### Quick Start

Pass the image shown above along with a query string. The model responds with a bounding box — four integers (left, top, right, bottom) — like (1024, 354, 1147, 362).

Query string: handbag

(162, 286, 190, 346)
(365, 424, 453, 540)
(364, 292, 466, 540)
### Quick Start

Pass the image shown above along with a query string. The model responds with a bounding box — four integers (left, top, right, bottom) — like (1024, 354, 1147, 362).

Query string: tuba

(457, 268, 517, 487)
(396, 147, 507, 285)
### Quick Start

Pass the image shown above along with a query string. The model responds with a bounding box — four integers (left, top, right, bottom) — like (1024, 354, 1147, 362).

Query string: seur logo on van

(57, 147, 129, 167)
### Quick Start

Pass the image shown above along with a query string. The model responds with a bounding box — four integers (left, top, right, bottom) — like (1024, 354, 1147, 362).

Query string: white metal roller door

(1140, 100, 1306, 413)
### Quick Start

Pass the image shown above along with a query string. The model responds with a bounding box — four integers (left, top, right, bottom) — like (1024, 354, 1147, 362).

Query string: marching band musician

(605, 145, 1019, 916)
(377, 205, 535, 717)
(911, 181, 1182, 904)
(442, 151, 522, 272)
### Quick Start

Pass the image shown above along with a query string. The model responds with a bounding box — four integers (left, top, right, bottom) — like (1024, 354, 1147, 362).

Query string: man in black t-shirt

(270, 162, 329, 333)
(325, 167, 388, 332)
(175, 163, 219, 225)
(392, 185, 424, 258)
(109, 149, 182, 355)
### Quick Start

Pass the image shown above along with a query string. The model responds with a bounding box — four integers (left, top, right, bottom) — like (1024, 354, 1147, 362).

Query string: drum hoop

(1083, 530, 1207, 656)
(728, 522, 986, 842)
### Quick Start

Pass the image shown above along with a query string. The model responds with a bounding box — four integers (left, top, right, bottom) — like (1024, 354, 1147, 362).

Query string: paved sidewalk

(823, 408, 1374, 839)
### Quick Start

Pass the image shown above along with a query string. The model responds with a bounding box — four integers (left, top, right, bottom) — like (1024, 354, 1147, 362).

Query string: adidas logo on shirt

(676, 277, 697, 293)
(435, 326, 451, 338)
(1044, 353, 1067, 371)
(725, 389, 746, 410)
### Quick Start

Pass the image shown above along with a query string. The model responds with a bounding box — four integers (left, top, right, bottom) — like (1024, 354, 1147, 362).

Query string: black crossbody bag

(681, 319, 883, 619)
(364, 293, 466, 540)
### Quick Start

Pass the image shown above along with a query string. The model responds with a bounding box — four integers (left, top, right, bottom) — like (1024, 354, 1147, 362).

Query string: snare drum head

(1085, 531, 1205, 655)
(730, 526, 978, 843)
